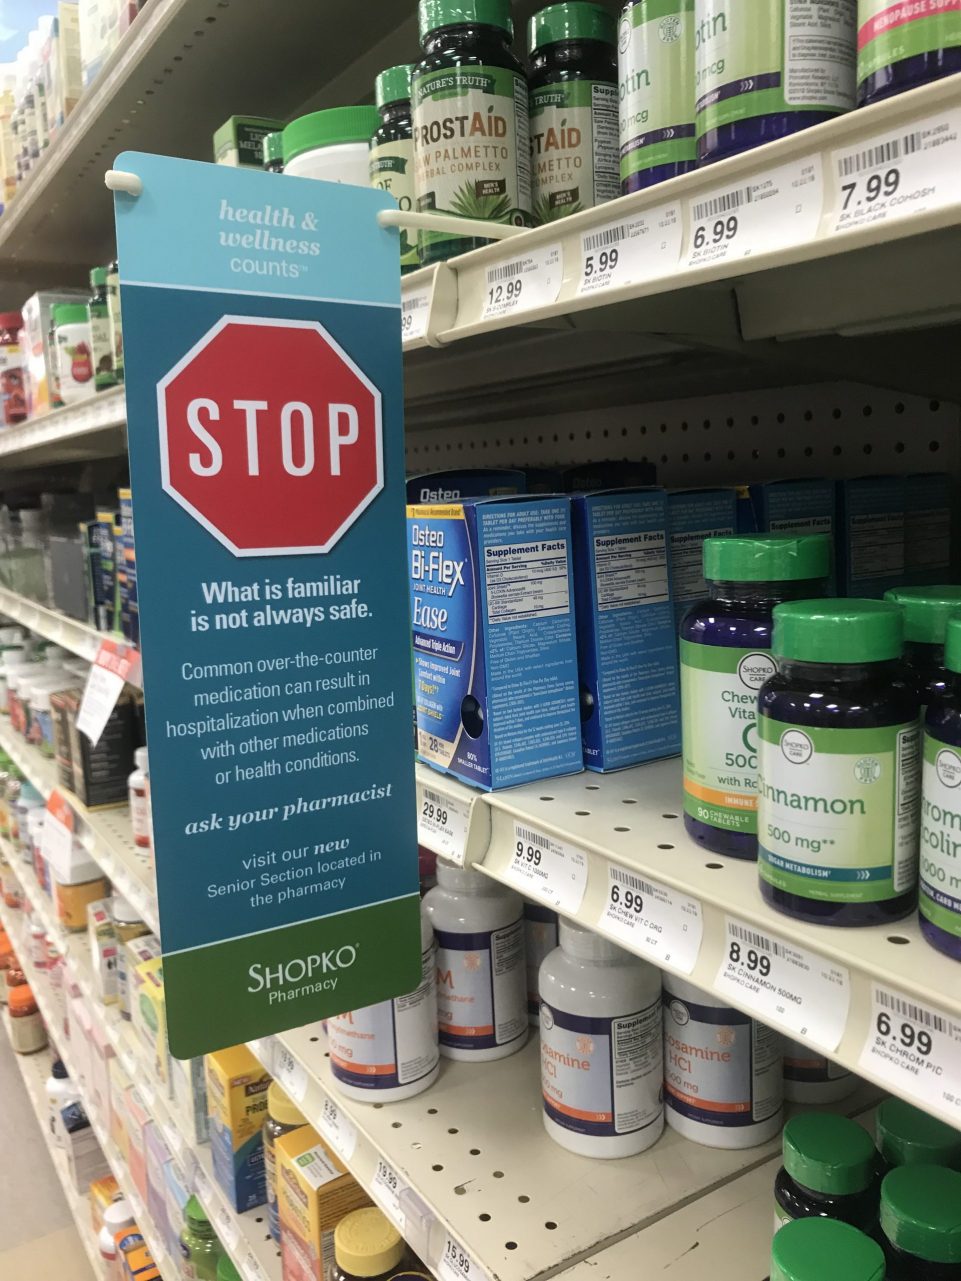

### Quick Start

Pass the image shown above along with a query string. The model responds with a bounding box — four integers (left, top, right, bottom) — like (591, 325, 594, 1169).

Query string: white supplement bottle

(128, 747, 149, 850)
(524, 903, 558, 1026)
(663, 975, 783, 1149)
(782, 1037, 858, 1105)
(45, 1058, 79, 1147)
(423, 859, 527, 1062)
(539, 919, 664, 1159)
(328, 908, 440, 1102)
(98, 1198, 135, 1274)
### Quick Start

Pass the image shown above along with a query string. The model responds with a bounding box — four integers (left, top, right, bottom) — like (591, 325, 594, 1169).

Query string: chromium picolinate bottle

(774, 1113, 881, 1233)
(694, 0, 857, 166)
(680, 534, 831, 860)
(771, 1217, 887, 1281)
(885, 586, 961, 712)
(371, 65, 419, 275)
(876, 1098, 961, 1173)
(618, 0, 696, 193)
(880, 1165, 961, 1279)
(758, 599, 920, 927)
(920, 615, 961, 961)
(858, 0, 961, 107)
(412, 0, 532, 265)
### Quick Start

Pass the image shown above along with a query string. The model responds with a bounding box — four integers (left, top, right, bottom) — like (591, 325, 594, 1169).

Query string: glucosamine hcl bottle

(695, 0, 857, 166)
(771, 1217, 887, 1281)
(327, 909, 439, 1102)
(775, 1113, 880, 1233)
(680, 534, 831, 860)
(524, 902, 558, 1025)
(423, 859, 528, 1061)
(662, 974, 783, 1150)
(920, 616, 961, 962)
(618, 0, 696, 193)
(858, 0, 961, 107)
(539, 919, 663, 1158)
(758, 599, 920, 927)
(782, 1037, 857, 1105)
(885, 586, 961, 712)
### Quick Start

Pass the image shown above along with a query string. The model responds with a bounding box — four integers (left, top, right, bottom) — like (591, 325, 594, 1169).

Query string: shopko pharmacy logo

(157, 316, 383, 557)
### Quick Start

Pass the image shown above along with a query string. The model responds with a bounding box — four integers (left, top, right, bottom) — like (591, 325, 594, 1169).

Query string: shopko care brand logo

(157, 316, 383, 557)
(247, 943, 360, 995)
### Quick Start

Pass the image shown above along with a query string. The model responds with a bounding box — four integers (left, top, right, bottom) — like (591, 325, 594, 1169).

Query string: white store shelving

(0, 584, 140, 682)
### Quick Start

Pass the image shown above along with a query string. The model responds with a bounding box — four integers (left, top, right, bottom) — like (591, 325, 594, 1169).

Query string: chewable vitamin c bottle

(412, 0, 532, 265)
(617, 0, 696, 193)
(885, 586, 961, 711)
(758, 599, 919, 927)
(771, 1217, 887, 1281)
(880, 1165, 961, 1279)
(371, 65, 419, 274)
(920, 616, 961, 961)
(680, 534, 831, 860)
(774, 1113, 880, 1234)
(694, 0, 857, 166)
(858, 0, 961, 106)
(528, 3, 619, 224)
(876, 1098, 961, 1173)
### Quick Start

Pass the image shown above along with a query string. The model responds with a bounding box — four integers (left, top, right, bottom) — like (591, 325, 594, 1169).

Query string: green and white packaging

(618, 0, 696, 187)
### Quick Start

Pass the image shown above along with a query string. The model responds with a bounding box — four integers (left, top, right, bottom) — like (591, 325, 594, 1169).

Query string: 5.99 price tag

(509, 821, 588, 913)
(598, 864, 702, 973)
(482, 242, 563, 320)
(417, 786, 470, 865)
(578, 203, 682, 295)
(859, 985, 961, 1124)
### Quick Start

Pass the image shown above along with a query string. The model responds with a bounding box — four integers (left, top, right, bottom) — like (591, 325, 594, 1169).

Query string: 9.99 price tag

(482, 242, 563, 320)
(598, 865, 702, 973)
(417, 786, 470, 865)
(438, 1233, 491, 1281)
(859, 985, 961, 1124)
(509, 821, 588, 913)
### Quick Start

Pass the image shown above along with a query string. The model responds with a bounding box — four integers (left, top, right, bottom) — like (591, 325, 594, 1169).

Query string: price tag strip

(418, 786, 471, 864)
(715, 917, 850, 1051)
(598, 864, 702, 974)
(831, 109, 961, 235)
(273, 1042, 308, 1104)
(401, 284, 431, 344)
(317, 1094, 358, 1162)
(76, 640, 141, 746)
(509, 821, 588, 913)
(213, 1199, 241, 1251)
(859, 984, 961, 1124)
(482, 241, 563, 320)
(685, 155, 823, 269)
(372, 1157, 408, 1232)
(40, 790, 75, 882)
(438, 1232, 492, 1281)
(578, 202, 682, 295)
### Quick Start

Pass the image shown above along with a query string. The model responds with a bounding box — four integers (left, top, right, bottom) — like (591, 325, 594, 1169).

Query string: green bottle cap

(218, 1255, 242, 1281)
(884, 586, 961, 645)
(282, 107, 381, 165)
(782, 1113, 878, 1196)
(773, 599, 903, 664)
(184, 1194, 212, 1230)
(529, 2, 616, 51)
(877, 1098, 961, 1170)
(375, 64, 414, 108)
(52, 303, 89, 327)
(944, 617, 961, 675)
(90, 266, 108, 287)
(262, 131, 284, 166)
(419, 0, 513, 42)
(771, 1218, 886, 1281)
(881, 1165, 961, 1263)
(703, 534, 831, 584)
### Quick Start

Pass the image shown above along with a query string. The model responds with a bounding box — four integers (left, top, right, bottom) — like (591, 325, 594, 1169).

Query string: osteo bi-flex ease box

(667, 489, 737, 629)
(837, 475, 907, 597)
(572, 489, 681, 771)
(740, 478, 837, 591)
(405, 469, 526, 504)
(408, 495, 582, 790)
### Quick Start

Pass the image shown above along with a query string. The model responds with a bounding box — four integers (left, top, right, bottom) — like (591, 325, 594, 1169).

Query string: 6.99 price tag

(509, 821, 588, 913)
(859, 985, 961, 1124)
(598, 865, 702, 973)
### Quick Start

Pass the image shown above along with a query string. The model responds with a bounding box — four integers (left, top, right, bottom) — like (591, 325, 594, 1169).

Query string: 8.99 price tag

(509, 821, 588, 913)
(859, 985, 961, 1124)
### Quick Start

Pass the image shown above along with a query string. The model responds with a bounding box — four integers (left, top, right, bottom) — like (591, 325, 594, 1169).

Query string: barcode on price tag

(438, 1232, 492, 1281)
(598, 864, 702, 973)
(509, 822, 588, 913)
(578, 202, 682, 294)
(685, 156, 823, 268)
(859, 984, 961, 1124)
(715, 918, 849, 1050)
(274, 1044, 308, 1103)
(243, 1248, 268, 1281)
(401, 284, 431, 343)
(831, 109, 961, 234)
(41, 792, 74, 882)
(76, 640, 141, 746)
(214, 1201, 241, 1250)
(372, 1158, 407, 1231)
(317, 1094, 358, 1161)
(194, 1166, 212, 1203)
(483, 242, 563, 320)
(418, 786, 470, 864)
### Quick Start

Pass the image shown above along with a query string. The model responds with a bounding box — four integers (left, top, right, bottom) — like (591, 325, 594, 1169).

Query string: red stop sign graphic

(158, 317, 382, 555)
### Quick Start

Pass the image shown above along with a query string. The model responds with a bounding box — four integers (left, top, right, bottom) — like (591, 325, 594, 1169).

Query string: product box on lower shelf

(206, 1044, 271, 1213)
(276, 1125, 371, 1281)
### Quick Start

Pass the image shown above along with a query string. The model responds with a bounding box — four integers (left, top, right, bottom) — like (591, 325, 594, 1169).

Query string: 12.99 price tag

(715, 918, 850, 1050)
(578, 203, 682, 295)
(482, 242, 563, 320)
(509, 821, 588, 913)
(859, 985, 961, 1124)
(598, 864, 702, 973)
(417, 786, 470, 865)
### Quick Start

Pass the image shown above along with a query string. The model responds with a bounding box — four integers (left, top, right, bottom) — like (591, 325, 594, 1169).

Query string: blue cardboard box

(739, 478, 836, 591)
(408, 495, 582, 790)
(905, 473, 952, 585)
(837, 475, 907, 598)
(667, 489, 737, 628)
(571, 489, 680, 771)
(405, 469, 525, 504)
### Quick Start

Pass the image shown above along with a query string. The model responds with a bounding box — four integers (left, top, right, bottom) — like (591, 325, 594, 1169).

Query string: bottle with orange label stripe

(679, 534, 831, 860)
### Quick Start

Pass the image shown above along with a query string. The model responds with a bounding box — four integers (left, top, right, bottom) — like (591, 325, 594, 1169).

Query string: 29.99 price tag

(317, 1094, 358, 1162)
(715, 918, 850, 1051)
(482, 242, 563, 320)
(372, 1158, 407, 1231)
(578, 203, 682, 295)
(598, 864, 702, 973)
(417, 786, 470, 865)
(859, 985, 961, 1125)
(509, 821, 588, 913)
(438, 1233, 492, 1281)
(401, 284, 431, 343)
(273, 1043, 308, 1104)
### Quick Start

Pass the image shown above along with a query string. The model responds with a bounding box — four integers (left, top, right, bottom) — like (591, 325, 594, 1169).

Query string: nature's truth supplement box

(571, 489, 680, 770)
(408, 495, 582, 790)
(905, 473, 952, 584)
(667, 489, 737, 628)
(213, 115, 284, 167)
(205, 1045, 270, 1212)
(276, 1126, 371, 1281)
(405, 469, 526, 503)
(837, 476, 907, 597)
(741, 478, 836, 592)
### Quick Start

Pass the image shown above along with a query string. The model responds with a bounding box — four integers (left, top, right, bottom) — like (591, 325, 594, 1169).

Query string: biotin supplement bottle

(680, 534, 831, 859)
(771, 1218, 887, 1281)
(423, 859, 528, 1061)
(885, 586, 961, 713)
(528, 3, 619, 223)
(694, 0, 857, 166)
(412, 0, 531, 265)
(876, 1098, 961, 1173)
(858, 0, 961, 106)
(920, 616, 961, 961)
(880, 1165, 961, 1279)
(539, 919, 663, 1158)
(782, 1037, 857, 1105)
(775, 1113, 880, 1233)
(663, 975, 783, 1149)
(370, 65, 419, 275)
(758, 599, 920, 927)
(618, 0, 696, 193)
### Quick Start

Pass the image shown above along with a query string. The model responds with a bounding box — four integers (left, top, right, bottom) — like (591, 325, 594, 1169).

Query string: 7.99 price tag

(509, 821, 588, 914)
(859, 985, 961, 1125)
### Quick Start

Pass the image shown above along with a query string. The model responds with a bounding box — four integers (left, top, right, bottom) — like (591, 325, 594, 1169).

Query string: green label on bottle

(530, 80, 619, 222)
(370, 138, 418, 269)
(920, 730, 961, 939)
(758, 716, 919, 903)
(857, 0, 961, 86)
(618, 0, 696, 180)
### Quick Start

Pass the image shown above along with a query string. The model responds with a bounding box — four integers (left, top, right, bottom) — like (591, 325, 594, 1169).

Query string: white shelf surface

(0, 386, 126, 468)
(0, 586, 140, 684)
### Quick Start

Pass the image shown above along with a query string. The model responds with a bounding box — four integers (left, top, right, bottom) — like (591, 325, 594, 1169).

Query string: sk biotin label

(618, 0, 697, 191)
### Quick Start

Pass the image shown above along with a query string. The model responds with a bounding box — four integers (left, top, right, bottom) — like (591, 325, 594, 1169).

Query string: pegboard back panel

(404, 383, 961, 486)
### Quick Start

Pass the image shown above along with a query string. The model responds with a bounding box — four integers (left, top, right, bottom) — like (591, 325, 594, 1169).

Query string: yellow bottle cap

(267, 1081, 306, 1128)
(334, 1207, 405, 1277)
